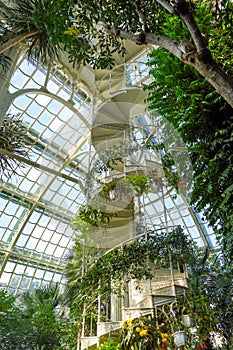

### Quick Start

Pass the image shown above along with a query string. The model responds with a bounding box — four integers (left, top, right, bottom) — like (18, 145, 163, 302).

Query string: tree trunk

(0, 29, 41, 56)
(187, 55, 233, 108)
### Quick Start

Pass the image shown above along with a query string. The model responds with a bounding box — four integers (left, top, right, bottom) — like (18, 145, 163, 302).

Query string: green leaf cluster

(146, 0, 233, 270)
(97, 339, 121, 350)
(73, 203, 117, 228)
(120, 316, 161, 350)
(65, 226, 195, 304)
(124, 175, 150, 195)
(0, 285, 66, 350)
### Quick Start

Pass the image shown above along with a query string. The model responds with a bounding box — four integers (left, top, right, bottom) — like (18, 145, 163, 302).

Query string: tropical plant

(0, 285, 67, 350)
(0, 289, 30, 349)
(172, 293, 218, 341)
(120, 316, 164, 350)
(120, 293, 219, 349)
(119, 294, 220, 350)
(19, 283, 63, 349)
(0, 0, 61, 63)
(188, 251, 233, 348)
(0, 113, 31, 180)
(145, 0, 233, 311)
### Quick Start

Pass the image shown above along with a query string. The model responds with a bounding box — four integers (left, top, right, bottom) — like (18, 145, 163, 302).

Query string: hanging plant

(173, 293, 218, 341)
(66, 226, 196, 302)
(101, 179, 119, 196)
(0, 114, 31, 180)
(74, 203, 117, 228)
(123, 175, 150, 195)
(100, 179, 126, 200)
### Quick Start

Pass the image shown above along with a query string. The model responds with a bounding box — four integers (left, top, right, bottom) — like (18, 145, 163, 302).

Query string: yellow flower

(162, 338, 169, 345)
(140, 329, 148, 337)
(136, 327, 141, 333)
(161, 333, 168, 339)
(64, 27, 80, 37)
(127, 317, 133, 323)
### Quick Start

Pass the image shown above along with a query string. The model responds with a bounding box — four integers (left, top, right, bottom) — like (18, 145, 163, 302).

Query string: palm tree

(0, 0, 60, 64)
(20, 283, 63, 350)
(0, 113, 32, 180)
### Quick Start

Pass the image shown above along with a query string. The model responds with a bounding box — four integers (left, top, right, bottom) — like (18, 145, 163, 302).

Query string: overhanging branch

(170, 0, 209, 59)
(156, 0, 175, 13)
(105, 26, 182, 60)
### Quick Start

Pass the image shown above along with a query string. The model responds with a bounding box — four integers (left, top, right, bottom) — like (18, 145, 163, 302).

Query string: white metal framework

(0, 47, 216, 294)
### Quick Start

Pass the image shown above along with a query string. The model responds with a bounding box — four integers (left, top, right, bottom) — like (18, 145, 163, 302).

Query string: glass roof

(0, 49, 216, 294)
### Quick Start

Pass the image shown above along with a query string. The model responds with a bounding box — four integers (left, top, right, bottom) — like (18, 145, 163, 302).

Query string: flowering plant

(120, 316, 170, 350)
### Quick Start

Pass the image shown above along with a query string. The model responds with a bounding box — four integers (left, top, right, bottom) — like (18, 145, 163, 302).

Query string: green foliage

(0, 289, 29, 349)
(147, 40, 233, 346)
(195, 0, 233, 74)
(174, 293, 218, 340)
(0, 113, 31, 180)
(33, 0, 127, 68)
(97, 339, 121, 350)
(120, 316, 162, 350)
(65, 226, 195, 304)
(19, 283, 62, 349)
(188, 251, 233, 345)
(0, 288, 15, 312)
(146, 0, 233, 272)
(0, 285, 65, 349)
(124, 175, 150, 195)
(0, 0, 60, 63)
(31, 0, 169, 68)
(73, 203, 117, 228)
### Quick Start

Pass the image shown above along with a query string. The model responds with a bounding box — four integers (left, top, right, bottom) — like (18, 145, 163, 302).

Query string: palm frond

(0, 54, 12, 72)
(0, 113, 32, 180)
(0, 0, 60, 64)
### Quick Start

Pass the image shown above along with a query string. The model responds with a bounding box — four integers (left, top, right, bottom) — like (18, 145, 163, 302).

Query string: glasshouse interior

(0, 1, 232, 349)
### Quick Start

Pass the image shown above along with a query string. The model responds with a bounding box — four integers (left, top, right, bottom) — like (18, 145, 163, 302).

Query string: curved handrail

(97, 60, 150, 100)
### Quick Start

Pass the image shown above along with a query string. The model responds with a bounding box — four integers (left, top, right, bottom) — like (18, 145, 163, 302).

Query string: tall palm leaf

(22, 283, 62, 315)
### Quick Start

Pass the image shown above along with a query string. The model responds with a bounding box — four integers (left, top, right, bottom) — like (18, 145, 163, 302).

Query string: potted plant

(169, 293, 218, 348)
(173, 331, 188, 347)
